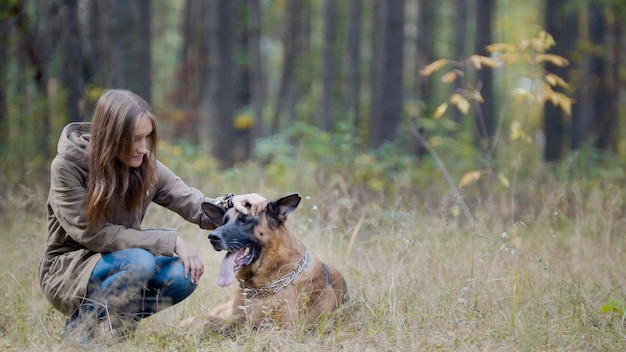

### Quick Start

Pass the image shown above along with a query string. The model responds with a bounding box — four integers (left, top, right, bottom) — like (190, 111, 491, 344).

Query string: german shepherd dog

(194, 194, 348, 334)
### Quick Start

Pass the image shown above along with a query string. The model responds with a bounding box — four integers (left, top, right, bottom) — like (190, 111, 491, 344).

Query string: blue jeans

(85, 248, 197, 321)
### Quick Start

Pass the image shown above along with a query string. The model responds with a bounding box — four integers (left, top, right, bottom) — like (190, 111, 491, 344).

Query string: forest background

(2, 0, 626, 350)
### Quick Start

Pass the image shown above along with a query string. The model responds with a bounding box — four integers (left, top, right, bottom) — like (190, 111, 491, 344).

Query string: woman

(38, 89, 267, 345)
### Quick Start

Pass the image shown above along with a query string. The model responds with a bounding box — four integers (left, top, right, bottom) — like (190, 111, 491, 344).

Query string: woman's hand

(232, 193, 268, 216)
(175, 236, 204, 284)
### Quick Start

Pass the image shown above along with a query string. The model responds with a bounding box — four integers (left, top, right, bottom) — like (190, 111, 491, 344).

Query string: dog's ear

(266, 194, 301, 224)
(201, 201, 226, 226)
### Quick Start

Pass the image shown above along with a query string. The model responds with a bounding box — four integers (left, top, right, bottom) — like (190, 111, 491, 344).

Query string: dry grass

(1, 170, 626, 351)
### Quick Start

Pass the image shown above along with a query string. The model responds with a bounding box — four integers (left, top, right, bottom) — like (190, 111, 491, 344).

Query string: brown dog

(194, 194, 348, 334)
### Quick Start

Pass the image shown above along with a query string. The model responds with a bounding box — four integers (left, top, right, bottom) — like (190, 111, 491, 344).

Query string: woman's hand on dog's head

(232, 193, 268, 216)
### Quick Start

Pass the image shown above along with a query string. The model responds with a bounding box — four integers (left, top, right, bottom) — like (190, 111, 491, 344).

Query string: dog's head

(201, 193, 301, 287)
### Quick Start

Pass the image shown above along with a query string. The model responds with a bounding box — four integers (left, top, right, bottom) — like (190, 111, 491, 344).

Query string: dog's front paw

(179, 315, 207, 337)
(203, 316, 243, 339)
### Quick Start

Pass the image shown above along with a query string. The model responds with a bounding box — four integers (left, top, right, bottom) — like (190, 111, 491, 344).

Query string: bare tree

(271, 0, 305, 134)
(451, 0, 468, 123)
(0, 2, 8, 152)
(347, 0, 362, 141)
(248, 0, 264, 140)
(474, 0, 495, 155)
(60, 0, 84, 123)
(588, 5, 612, 150)
(204, 0, 236, 167)
(369, 0, 405, 148)
(320, 0, 337, 131)
(415, 0, 433, 102)
(544, 0, 572, 162)
(130, 0, 151, 103)
(94, 0, 151, 102)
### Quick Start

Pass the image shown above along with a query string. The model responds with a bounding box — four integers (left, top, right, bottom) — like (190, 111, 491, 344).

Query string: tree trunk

(98, 0, 151, 102)
(544, 0, 571, 162)
(14, 1, 52, 160)
(130, 0, 151, 103)
(415, 0, 433, 103)
(100, 0, 129, 89)
(347, 0, 362, 141)
(248, 0, 264, 140)
(604, 5, 621, 152)
(178, 0, 209, 108)
(412, 0, 434, 156)
(204, 0, 236, 167)
(83, 0, 100, 93)
(369, 0, 405, 148)
(474, 0, 495, 156)
(171, 0, 210, 143)
(0, 2, 8, 153)
(60, 0, 84, 123)
(320, 0, 337, 131)
(588, 6, 611, 150)
(451, 0, 468, 123)
(232, 0, 252, 162)
(271, 0, 304, 134)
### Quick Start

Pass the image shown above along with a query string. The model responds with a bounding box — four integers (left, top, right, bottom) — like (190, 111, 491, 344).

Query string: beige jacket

(38, 122, 228, 315)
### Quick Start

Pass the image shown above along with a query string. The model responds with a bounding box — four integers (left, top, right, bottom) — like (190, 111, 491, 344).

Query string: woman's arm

(151, 161, 267, 228)
(49, 157, 177, 256)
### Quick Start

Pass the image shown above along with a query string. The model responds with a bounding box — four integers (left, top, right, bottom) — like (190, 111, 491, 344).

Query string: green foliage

(254, 121, 420, 194)
(601, 298, 625, 315)
(556, 143, 626, 183)
(417, 32, 572, 193)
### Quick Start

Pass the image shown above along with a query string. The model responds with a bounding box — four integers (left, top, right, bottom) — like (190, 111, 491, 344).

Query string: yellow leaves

(86, 87, 106, 102)
(433, 94, 470, 119)
(468, 55, 500, 70)
(450, 94, 470, 115)
(171, 145, 183, 157)
(510, 120, 532, 143)
(469, 55, 482, 69)
(441, 71, 458, 84)
(450, 205, 461, 218)
(541, 83, 573, 115)
(433, 103, 449, 119)
(234, 113, 254, 130)
(518, 31, 556, 53)
(549, 91, 573, 115)
(512, 88, 533, 104)
(485, 31, 565, 67)
(544, 73, 569, 89)
(426, 31, 573, 120)
(459, 169, 510, 189)
(486, 43, 515, 54)
(536, 54, 569, 67)
(497, 173, 510, 188)
(420, 59, 448, 76)
(538, 30, 556, 49)
(459, 171, 482, 187)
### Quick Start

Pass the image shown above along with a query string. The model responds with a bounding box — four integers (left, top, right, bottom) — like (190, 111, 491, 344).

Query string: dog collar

(242, 252, 310, 298)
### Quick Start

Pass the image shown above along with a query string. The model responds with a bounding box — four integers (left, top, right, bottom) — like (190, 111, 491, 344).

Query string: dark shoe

(101, 313, 140, 341)
(62, 302, 103, 347)
(63, 313, 94, 347)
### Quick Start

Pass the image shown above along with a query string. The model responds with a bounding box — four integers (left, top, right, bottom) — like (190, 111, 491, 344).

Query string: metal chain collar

(242, 252, 310, 299)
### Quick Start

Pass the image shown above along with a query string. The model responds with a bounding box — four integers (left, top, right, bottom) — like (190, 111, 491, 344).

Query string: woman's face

(125, 115, 153, 168)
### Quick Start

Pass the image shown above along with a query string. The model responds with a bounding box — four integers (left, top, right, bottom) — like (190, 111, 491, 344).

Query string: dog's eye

(238, 214, 251, 223)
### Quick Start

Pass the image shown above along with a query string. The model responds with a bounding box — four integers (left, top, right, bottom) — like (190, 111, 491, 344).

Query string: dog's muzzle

(208, 232, 226, 251)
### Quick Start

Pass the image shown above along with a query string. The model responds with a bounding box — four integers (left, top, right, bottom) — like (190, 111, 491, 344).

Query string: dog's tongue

(217, 252, 236, 287)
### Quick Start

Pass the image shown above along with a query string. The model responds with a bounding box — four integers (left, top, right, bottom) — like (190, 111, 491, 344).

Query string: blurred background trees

(1, 0, 626, 191)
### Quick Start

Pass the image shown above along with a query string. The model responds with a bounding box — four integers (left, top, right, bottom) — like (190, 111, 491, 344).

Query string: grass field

(1, 160, 626, 351)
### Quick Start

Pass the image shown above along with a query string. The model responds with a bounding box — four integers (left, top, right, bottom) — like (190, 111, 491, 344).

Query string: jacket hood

(57, 122, 91, 170)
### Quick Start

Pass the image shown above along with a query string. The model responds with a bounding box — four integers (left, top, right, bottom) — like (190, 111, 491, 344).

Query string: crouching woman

(38, 89, 267, 346)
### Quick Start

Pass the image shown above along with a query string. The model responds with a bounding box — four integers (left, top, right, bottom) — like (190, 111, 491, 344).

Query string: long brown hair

(86, 90, 158, 228)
